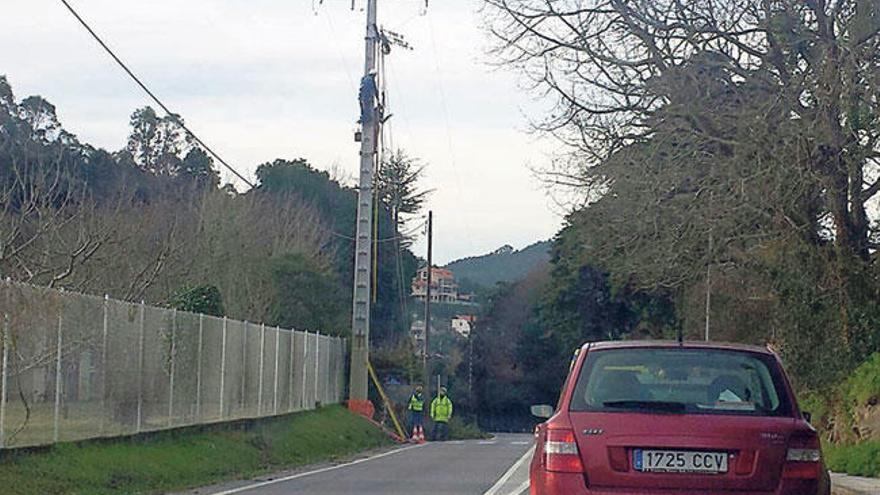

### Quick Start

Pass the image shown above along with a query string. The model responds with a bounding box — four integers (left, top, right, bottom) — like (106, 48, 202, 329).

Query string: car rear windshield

(569, 347, 793, 417)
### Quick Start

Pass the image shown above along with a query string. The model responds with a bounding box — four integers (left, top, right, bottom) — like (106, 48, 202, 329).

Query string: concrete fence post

(219, 316, 227, 419)
(167, 309, 177, 428)
(273, 326, 280, 416)
(53, 312, 63, 443)
(195, 313, 203, 421)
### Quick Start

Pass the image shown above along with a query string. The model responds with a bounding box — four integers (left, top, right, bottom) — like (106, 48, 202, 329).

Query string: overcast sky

(2, 0, 563, 264)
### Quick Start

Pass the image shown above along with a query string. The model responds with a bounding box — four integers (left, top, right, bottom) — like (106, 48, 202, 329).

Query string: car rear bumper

(531, 472, 824, 495)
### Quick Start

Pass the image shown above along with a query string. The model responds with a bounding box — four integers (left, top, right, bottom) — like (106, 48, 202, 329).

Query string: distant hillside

(445, 241, 551, 289)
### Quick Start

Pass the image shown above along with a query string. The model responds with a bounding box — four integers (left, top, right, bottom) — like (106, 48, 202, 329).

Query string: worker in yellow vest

(430, 386, 453, 441)
(407, 385, 426, 442)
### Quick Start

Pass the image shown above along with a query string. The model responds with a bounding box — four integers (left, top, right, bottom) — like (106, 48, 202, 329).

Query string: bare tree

(484, 0, 880, 261)
(184, 190, 332, 323)
(0, 158, 117, 287)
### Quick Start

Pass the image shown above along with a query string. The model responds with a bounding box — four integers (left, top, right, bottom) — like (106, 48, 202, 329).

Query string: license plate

(633, 449, 728, 474)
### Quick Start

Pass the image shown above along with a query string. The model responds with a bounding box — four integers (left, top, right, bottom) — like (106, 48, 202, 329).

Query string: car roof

(580, 340, 775, 356)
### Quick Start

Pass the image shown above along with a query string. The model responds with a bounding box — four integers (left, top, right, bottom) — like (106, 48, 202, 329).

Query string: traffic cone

(417, 425, 426, 443)
(410, 426, 419, 443)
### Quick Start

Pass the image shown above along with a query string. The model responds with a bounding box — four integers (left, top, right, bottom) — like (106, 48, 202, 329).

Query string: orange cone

(417, 425, 426, 443)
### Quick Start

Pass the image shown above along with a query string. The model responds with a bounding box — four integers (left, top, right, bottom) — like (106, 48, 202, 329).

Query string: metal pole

(326, 340, 332, 404)
(219, 317, 227, 419)
(136, 301, 145, 432)
(338, 338, 343, 403)
(349, 0, 379, 402)
(289, 328, 295, 412)
(195, 314, 203, 420)
(330, 339, 336, 403)
(314, 332, 320, 408)
(326, 339, 332, 405)
(341, 338, 347, 402)
(423, 210, 433, 399)
(0, 313, 9, 449)
(167, 309, 177, 428)
(468, 333, 473, 397)
(258, 323, 265, 416)
(53, 313, 63, 443)
(323, 338, 329, 405)
(273, 326, 280, 415)
(99, 295, 108, 434)
(705, 230, 713, 342)
(301, 332, 309, 410)
(241, 321, 248, 413)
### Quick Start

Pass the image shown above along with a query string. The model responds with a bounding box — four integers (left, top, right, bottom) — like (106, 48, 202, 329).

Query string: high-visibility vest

(408, 393, 424, 412)
(431, 396, 453, 422)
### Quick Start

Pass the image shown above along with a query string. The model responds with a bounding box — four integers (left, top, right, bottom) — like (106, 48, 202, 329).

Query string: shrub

(824, 441, 880, 477)
(447, 417, 491, 440)
(169, 284, 224, 316)
(844, 352, 880, 411)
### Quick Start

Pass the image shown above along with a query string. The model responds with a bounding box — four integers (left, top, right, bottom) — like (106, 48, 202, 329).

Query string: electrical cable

(426, 14, 477, 255)
(59, 0, 418, 246)
(58, 0, 255, 189)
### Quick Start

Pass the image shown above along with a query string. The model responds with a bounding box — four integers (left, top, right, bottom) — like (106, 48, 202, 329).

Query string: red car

(529, 341, 830, 495)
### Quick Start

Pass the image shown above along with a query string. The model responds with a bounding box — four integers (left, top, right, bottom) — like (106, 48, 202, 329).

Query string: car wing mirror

(531, 404, 554, 419)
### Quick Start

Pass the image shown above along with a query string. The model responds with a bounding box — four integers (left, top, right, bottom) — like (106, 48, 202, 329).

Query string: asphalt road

(198, 433, 533, 495)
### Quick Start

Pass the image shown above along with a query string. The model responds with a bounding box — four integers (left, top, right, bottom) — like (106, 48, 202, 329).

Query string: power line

(58, 0, 255, 189)
(59, 0, 424, 248)
(328, 219, 426, 243)
(426, 14, 477, 254)
(320, 6, 358, 94)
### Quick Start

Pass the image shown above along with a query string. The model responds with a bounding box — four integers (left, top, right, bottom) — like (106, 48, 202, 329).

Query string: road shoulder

(482, 447, 533, 495)
(171, 443, 417, 495)
(831, 472, 880, 495)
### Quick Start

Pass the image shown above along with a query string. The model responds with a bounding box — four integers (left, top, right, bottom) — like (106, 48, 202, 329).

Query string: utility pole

(423, 210, 433, 398)
(349, 0, 380, 402)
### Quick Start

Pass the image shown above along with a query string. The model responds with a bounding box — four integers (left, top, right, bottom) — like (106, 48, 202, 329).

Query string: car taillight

(544, 428, 584, 473)
(782, 431, 821, 479)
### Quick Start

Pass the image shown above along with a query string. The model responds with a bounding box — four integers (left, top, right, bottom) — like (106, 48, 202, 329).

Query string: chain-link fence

(0, 279, 346, 449)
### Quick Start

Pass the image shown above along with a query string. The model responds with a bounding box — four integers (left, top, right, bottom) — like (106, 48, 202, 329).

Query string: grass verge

(824, 441, 880, 477)
(0, 405, 394, 495)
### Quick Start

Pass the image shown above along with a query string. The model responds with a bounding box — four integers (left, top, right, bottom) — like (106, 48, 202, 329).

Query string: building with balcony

(411, 267, 460, 303)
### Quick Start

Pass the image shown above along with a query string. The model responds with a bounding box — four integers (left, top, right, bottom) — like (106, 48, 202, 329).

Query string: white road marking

(478, 440, 497, 445)
(512, 479, 530, 495)
(209, 443, 426, 495)
(510, 441, 530, 445)
(482, 448, 534, 495)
